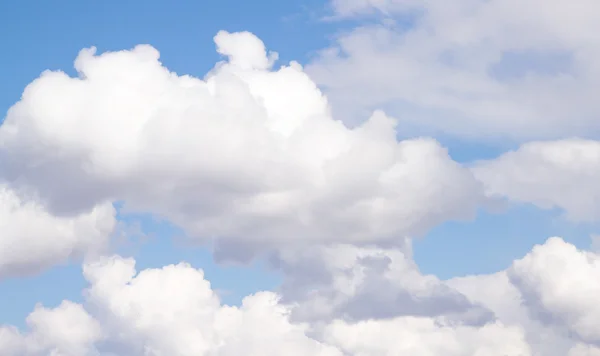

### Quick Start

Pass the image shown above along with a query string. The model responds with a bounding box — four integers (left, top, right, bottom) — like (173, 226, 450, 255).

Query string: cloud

(329, 0, 422, 18)
(1, 25, 598, 356)
(5, 237, 600, 355)
(0, 301, 102, 356)
(508, 237, 600, 344)
(450, 238, 600, 355)
(272, 242, 492, 324)
(0, 185, 116, 279)
(323, 317, 530, 356)
(0, 31, 484, 261)
(308, 0, 600, 139)
(0, 251, 530, 356)
(472, 139, 600, 221)
(80, 256, 341, 356)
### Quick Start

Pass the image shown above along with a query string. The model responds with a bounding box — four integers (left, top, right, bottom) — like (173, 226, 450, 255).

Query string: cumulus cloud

(2, 26, 598, 356)
(308, 0, 600, 139)
(450, 238, 600, 355)
(323, 317, 530, 356)
(0, 251, 535, 356)
(4, 237, 600, 355)
(508, 237, 600, 344)
(472, 139, 600, 221)
(0, 301, 102, 356)
(0, 185, 116, 279)
(80, 256, 341, 356)
(0, 31, 484, 261)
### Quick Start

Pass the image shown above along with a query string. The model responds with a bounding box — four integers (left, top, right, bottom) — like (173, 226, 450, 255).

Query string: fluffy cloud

(472, 139, 600, 221)
(5, 236, 600, 355)
(309, 0, 600, 139)
(0, 31, 484, 261)
(0, 255, 342, 356)
(450, 238, 600, 355)
(0, 301, 102, 356)
(0, 185, 116, 279)
(2, 24, 598, 356)
(323, 318, 530, 356)
(0, 251, 533, 356)
(80, 256, 341, 356)
(509, 237, 600, 343)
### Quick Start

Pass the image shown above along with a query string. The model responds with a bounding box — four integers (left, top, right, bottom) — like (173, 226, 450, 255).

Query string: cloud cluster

(1, 24, 600, 355)
(3, 237, 600, 355)
(310, 0, 600, 139)
(0, 31, 484, 263)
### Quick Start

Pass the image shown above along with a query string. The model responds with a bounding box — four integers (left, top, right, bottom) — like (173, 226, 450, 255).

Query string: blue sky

(0, 0, 598, 344)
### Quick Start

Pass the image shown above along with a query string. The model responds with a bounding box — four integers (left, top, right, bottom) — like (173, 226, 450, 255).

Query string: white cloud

(308, 0, 600, 139)
(569, 344, 600, 356)
(5, 237, 600, 355)
(323, 317, 530, 356)
(0, 185, 116, 279)
(450, 238, 600, 355)
(0, 301, 102, 356)
(80, 256, 342, 356)
(0, 31, 484, 261)
(1, 24, 598, 356)
(472, 139, 600, 221)
(508, 237, 600, 343)
(0, 252, 530, 356)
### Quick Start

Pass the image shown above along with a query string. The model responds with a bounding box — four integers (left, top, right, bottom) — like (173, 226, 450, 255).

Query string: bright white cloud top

(0, 15, 600, 356)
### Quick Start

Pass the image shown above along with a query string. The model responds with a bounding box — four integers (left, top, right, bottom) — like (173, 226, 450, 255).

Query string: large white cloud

(309, 0, 600, 139)
(0, 31, 484, 261)
(472, 138, 600, 221)
(1, 23, 597, 356)
(0, 185, 116, 279)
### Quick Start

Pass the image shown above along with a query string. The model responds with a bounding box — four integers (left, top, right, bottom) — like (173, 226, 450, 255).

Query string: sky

(1, 0, 600, 355)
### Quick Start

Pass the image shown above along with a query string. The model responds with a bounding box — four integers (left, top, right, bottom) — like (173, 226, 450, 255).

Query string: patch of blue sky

(415, 204, 599, 279)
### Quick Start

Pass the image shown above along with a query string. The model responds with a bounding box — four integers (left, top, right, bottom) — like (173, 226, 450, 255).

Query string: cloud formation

(3, 237, 600, 355)
(1, 26, 599, 355)
(0, 186, 115, 278)
(0, 31, 484, 262)
(309, 0, 600, 139)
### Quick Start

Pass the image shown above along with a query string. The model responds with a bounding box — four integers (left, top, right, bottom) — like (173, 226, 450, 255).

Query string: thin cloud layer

(309, 0, 600, 139)
(0, 31, 484, 262)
